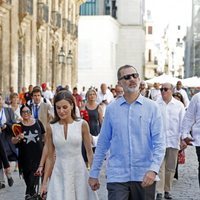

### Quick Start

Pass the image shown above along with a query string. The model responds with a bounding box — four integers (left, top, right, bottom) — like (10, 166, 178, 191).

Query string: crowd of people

(0, 65, 199, 200)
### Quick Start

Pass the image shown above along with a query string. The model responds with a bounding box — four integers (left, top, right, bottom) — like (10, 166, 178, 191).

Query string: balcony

(19, 0, 33, 22)
(37, 2, 49, 29)
(0, 0, 11, 5)
(0, 0, 12, 15)
(51, 11, 61, 31)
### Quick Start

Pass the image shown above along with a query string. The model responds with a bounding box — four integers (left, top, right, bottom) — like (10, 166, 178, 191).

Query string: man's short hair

(32, 86, 42, 95)
(117, 65, 138, 80)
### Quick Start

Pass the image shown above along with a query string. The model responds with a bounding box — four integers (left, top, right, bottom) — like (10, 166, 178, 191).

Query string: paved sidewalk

(170, 146, 200, 200)
(0, 146, 199, 200)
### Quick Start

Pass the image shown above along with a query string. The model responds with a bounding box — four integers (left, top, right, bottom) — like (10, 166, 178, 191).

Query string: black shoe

(164, 192, 172, 199)
(25, 194, 31, 200)
(0, 183, 5, 189)
(7, 177, 14, 187)
(156, 193, 162, 200)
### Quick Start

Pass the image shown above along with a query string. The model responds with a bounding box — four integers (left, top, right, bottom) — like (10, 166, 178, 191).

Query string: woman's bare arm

(82, 120, 93, 168)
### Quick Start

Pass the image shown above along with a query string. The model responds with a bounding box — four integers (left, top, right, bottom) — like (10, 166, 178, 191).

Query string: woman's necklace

(22, 119, 35, 126)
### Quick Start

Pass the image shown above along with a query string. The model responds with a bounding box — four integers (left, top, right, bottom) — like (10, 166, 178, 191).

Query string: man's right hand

(88, 177, 100, 191)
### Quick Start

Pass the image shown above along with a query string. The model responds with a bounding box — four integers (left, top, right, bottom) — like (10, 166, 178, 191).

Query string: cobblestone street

(0, 146, 199, 200)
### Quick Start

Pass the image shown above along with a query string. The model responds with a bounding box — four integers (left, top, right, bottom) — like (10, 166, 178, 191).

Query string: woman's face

(55, 99, 73, 120)
(87, 91, 97, 101)
(21, 107, 32, 120)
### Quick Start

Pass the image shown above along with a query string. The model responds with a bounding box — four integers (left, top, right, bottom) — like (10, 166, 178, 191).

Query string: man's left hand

(141, 170, 156, 188)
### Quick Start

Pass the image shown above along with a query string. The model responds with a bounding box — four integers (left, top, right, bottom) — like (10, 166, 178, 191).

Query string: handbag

(28, 174, 46, 200)
(178, 150, 185, 164)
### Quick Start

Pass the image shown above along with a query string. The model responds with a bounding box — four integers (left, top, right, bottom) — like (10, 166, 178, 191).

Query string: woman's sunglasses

(21, 110, 31, 114)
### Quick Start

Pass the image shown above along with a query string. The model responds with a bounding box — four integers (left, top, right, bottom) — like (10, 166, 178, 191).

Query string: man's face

(160, 83, 173, 100)
(73, 89, 77, 95)
(118, 67, 140, 93)
(101, 84, 107, 94)
(115, 86, 124, 97)
(153, 83, 160, 89)
(176, 81, 182, 90)
(29, 85, 33, 92)
(32, 92, 42, 104)
(140, 82, 146, 90)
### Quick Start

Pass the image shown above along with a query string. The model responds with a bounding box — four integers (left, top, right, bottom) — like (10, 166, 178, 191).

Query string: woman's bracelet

(39, 165, 43, 168)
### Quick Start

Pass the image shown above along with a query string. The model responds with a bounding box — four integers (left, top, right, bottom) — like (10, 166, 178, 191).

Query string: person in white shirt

(181, 91, 200, 187)
(150, 82, 161, 101)
(156, 83, 185, 200)
(173, 81, 190, 108)
(96, 83, 114, 116)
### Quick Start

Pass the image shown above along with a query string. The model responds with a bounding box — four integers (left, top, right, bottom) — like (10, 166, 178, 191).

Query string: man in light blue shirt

(89, 65, 165, 200)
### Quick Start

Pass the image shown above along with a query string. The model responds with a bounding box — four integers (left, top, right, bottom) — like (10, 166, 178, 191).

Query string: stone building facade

(78, 0, 145, 88)
(0, 0, 84, 93)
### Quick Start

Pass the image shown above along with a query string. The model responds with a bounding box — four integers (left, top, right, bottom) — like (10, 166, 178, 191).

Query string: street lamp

(58, 47, 66, 64)
(66, 50, 73, 65)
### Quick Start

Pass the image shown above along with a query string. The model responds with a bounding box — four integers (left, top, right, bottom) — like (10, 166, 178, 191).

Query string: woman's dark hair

(51, 90, 78, 124)
(20, 104, 32, 115)
(173, 92, 185, 106)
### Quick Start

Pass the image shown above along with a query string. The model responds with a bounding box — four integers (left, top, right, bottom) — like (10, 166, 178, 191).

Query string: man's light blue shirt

(90, 95, 165, 183)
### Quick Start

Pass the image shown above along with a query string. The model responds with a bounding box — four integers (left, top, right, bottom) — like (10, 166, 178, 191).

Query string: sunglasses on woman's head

(119, 73, 139, 80)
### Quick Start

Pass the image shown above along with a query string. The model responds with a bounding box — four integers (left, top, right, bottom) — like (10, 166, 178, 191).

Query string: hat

(41, 83, 47, 89)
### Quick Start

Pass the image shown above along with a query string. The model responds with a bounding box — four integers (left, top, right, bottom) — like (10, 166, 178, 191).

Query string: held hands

(141, 171, 156, 188)
(183, 137, 194, 145)
(180, 140, 188, 150)
(88, 177, 100, 191)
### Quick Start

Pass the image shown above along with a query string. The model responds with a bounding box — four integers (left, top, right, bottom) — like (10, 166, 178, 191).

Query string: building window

(178, 25, 181, 30)
(105, 0, 110, 15)
(177, 38, 180, 42)
(80, 0, 98, 15)
(148, 49, 151, 62)
(148, 26, 152, 34)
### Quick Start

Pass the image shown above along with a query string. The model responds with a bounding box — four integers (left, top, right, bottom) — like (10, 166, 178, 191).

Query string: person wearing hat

(41, 83, 54, 105)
